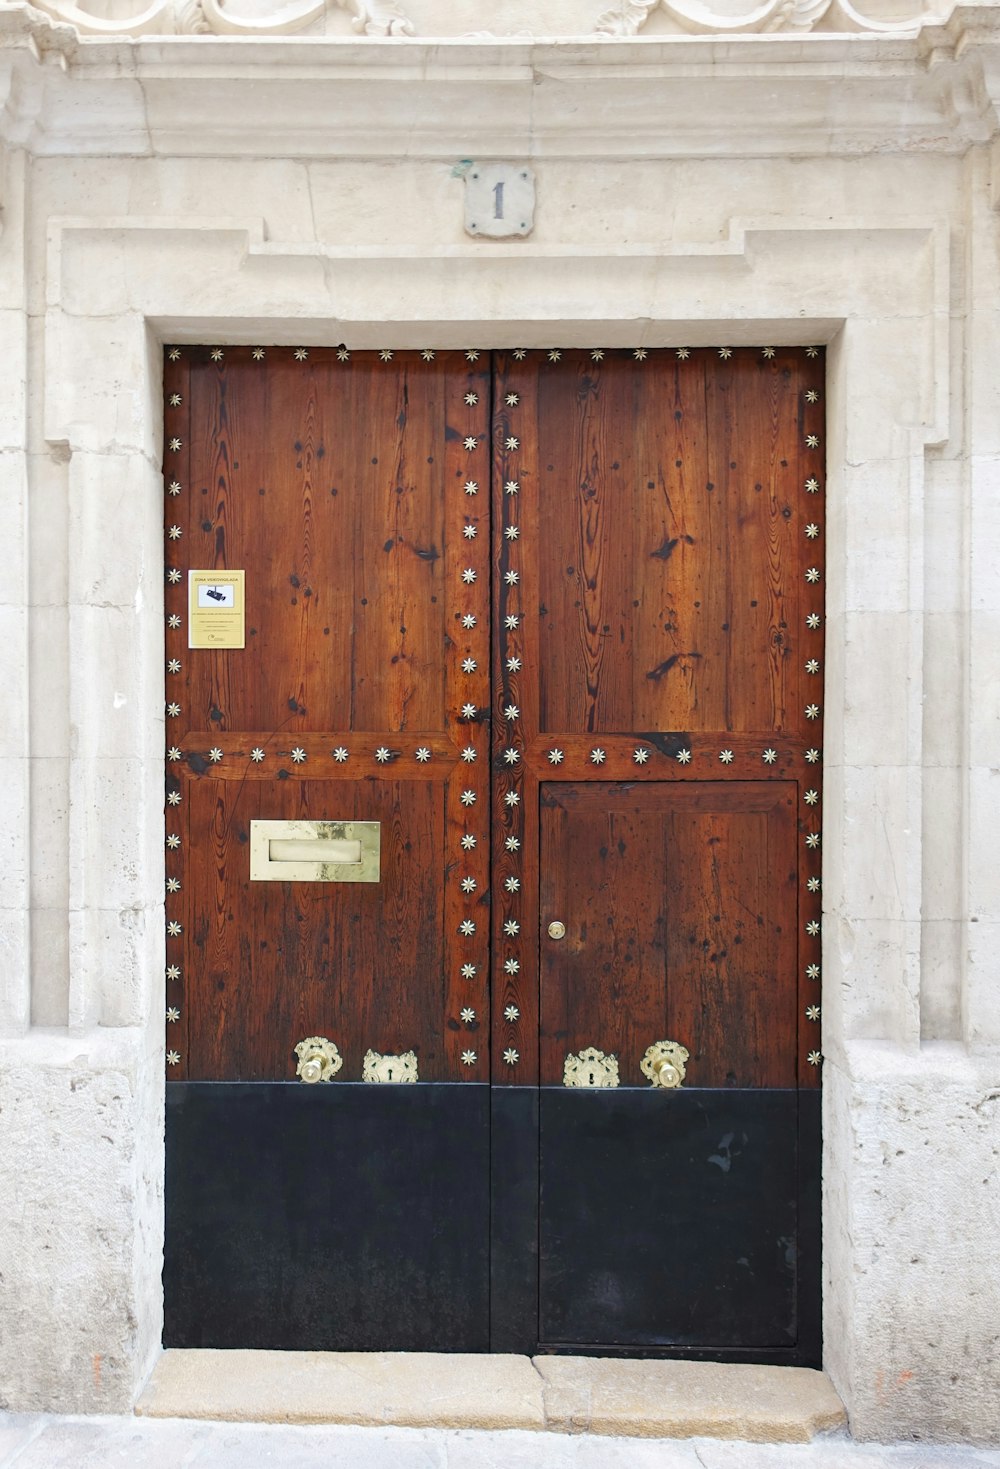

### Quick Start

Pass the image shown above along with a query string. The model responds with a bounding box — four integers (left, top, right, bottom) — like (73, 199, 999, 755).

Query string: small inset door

(161, 345, 823, 1363)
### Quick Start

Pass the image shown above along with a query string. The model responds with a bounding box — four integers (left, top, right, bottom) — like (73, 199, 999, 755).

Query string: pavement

(2, 1416, 1000, 1468)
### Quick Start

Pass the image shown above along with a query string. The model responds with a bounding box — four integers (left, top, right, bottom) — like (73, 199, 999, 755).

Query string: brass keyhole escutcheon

(548, 920, 567, 940)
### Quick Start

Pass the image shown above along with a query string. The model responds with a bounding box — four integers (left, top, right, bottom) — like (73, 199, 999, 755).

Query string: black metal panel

(539, 1088, 815, 1358)
(164, 1082, 490, 1351)
(489, 1087, 539, 1353)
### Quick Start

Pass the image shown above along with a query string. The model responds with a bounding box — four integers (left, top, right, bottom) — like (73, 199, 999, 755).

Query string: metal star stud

(805, 749, 820, 763)
(676, 347, 690, 359)
(209, 747, 223, 762)
(504, 705, 519, 721)
(169, 438, 182, 453)
(506, 657, 522, 672)
(463, 525, 477, 540)
(461, 835, 477, 851)
(294, 348, 308, 361)
(762, 347, 776, 359)
(806, 347, 819, 357)
(505, 877, 521, 893)
(466, 349, 481, 362)
(633, 348, 648, 361)
(169, 393, 182, 407)
(806, 613, 822, 629)
(167, 747, 182, 762)
(805, 659, 820, 674)
(167, 525, 182, 540)
(505, 1005, 520, 1022)
(505, 615, 520, 630)
(805, 523, 820, 539)
(462, 1050, 477, 1066)
(719, 750, 734, 764)
(461, 877, 477, 893)
(460, 790, 477, 806)
(805, 390, 820, 403)
(166, 1007, 180, 1022)
(333, 747, 349, 762)
(415, 747, 431, 762)
(375, 747, 392, 763)
(633, 748, 649, 764)
(805, 478, 820, 493)
(167, 791, 181, 806)
(464, 437, 478, 451)
(461, 747, 477, 762)
(505, 481, 519, 495)
(504, 392, 520, 408)
(513, 349, 527, 360)
(547, 350, 562, 362)
(461, 1008, 476, 1023)
(465, 481, 478, 495)
(806, 1005, 821, 1021)
(288, 747, 306, 764)
(504, 791, 521, 807)
(167, 920, 182, 936)
(590, 748, 606, 765)
(166, 703, 181, 718)
(166, 834, 181, 849)
(805, 567, 821, 583)
(250, 748, 265, 762)
(167, 659, 181, 673)
(379, 349, 394, 361)
(167, 568, 182, 584)
(414, 349, 433, 362)
(210, 349, 223, 361)
(167, 1051, 181, 1066)
(459, 919, 476, 936)
(168, 481, 181, 496)
(591, 350, 605, 361)
(676, 749, 692, 764)
(503, 1049, 519, 1065)
(462, 568, 477, 584)
(503, 919, 520, 936)
(461, 703, 478, 719)
(762, 748, 777, 764)
(503, 749, 520, 765)
(462, 615, 477, 629)
(166, 964, 180, 980)
(505, 437, 519, 452)
(806, 435, 820, 448)
(504, 958, 520, 975)
(505, 836, 521, 851)
(806, 920, 821, 936)
(505, 525, 520, 541)
(806, 963, 821, 979)
(167, 614, 182, 630)
(337, 347, 350, 361)
(166, 877, 181, 893)
(804, 789, 820, 805)
(718, 347, 733, 359)
(504, 569, 520, 586)
(461, 963, 477, 979)
(168, 348, 181, 361)
(807, 1051, 823, 1066)
(462, 659, 477, 673)
(464, 391, 479, 406)
(805, 704, 821, 720)
(806, 833, 821, 849)
(807, 877, 821, 892)
(252, 347, 265, 360)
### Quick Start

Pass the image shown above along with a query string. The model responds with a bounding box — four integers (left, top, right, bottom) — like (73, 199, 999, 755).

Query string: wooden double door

(162, 345, 823, 1363)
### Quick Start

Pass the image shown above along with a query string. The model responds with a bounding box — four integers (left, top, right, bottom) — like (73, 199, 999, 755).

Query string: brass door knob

(547, 920, 567, 940)
(641, 1040, 690, 1089)
(294, 1035, 343, 1084)
(652, 1057, 680, 1087)
(300, 1055, 325, 1084)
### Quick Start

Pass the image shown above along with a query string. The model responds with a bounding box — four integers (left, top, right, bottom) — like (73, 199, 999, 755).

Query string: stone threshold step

(136, 1352, 846, 1441)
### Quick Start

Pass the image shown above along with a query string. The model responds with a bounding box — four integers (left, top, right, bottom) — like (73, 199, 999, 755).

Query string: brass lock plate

(250, 820, 380, 883)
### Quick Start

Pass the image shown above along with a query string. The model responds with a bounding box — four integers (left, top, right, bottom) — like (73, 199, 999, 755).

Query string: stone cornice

(2, 1, 1000, 156)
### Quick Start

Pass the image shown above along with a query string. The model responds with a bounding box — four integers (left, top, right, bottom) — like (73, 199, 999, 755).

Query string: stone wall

(0, 5, 998, 1439)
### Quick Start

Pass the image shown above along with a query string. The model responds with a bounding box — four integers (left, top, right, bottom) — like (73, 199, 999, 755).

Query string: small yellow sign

(188, 570, 245, 649)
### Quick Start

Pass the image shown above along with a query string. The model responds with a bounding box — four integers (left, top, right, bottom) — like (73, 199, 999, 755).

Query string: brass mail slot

(249, 820, 380, 883)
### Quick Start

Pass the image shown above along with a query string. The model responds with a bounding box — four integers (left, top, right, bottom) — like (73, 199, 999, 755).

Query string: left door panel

(162, 347, 491, 1348)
